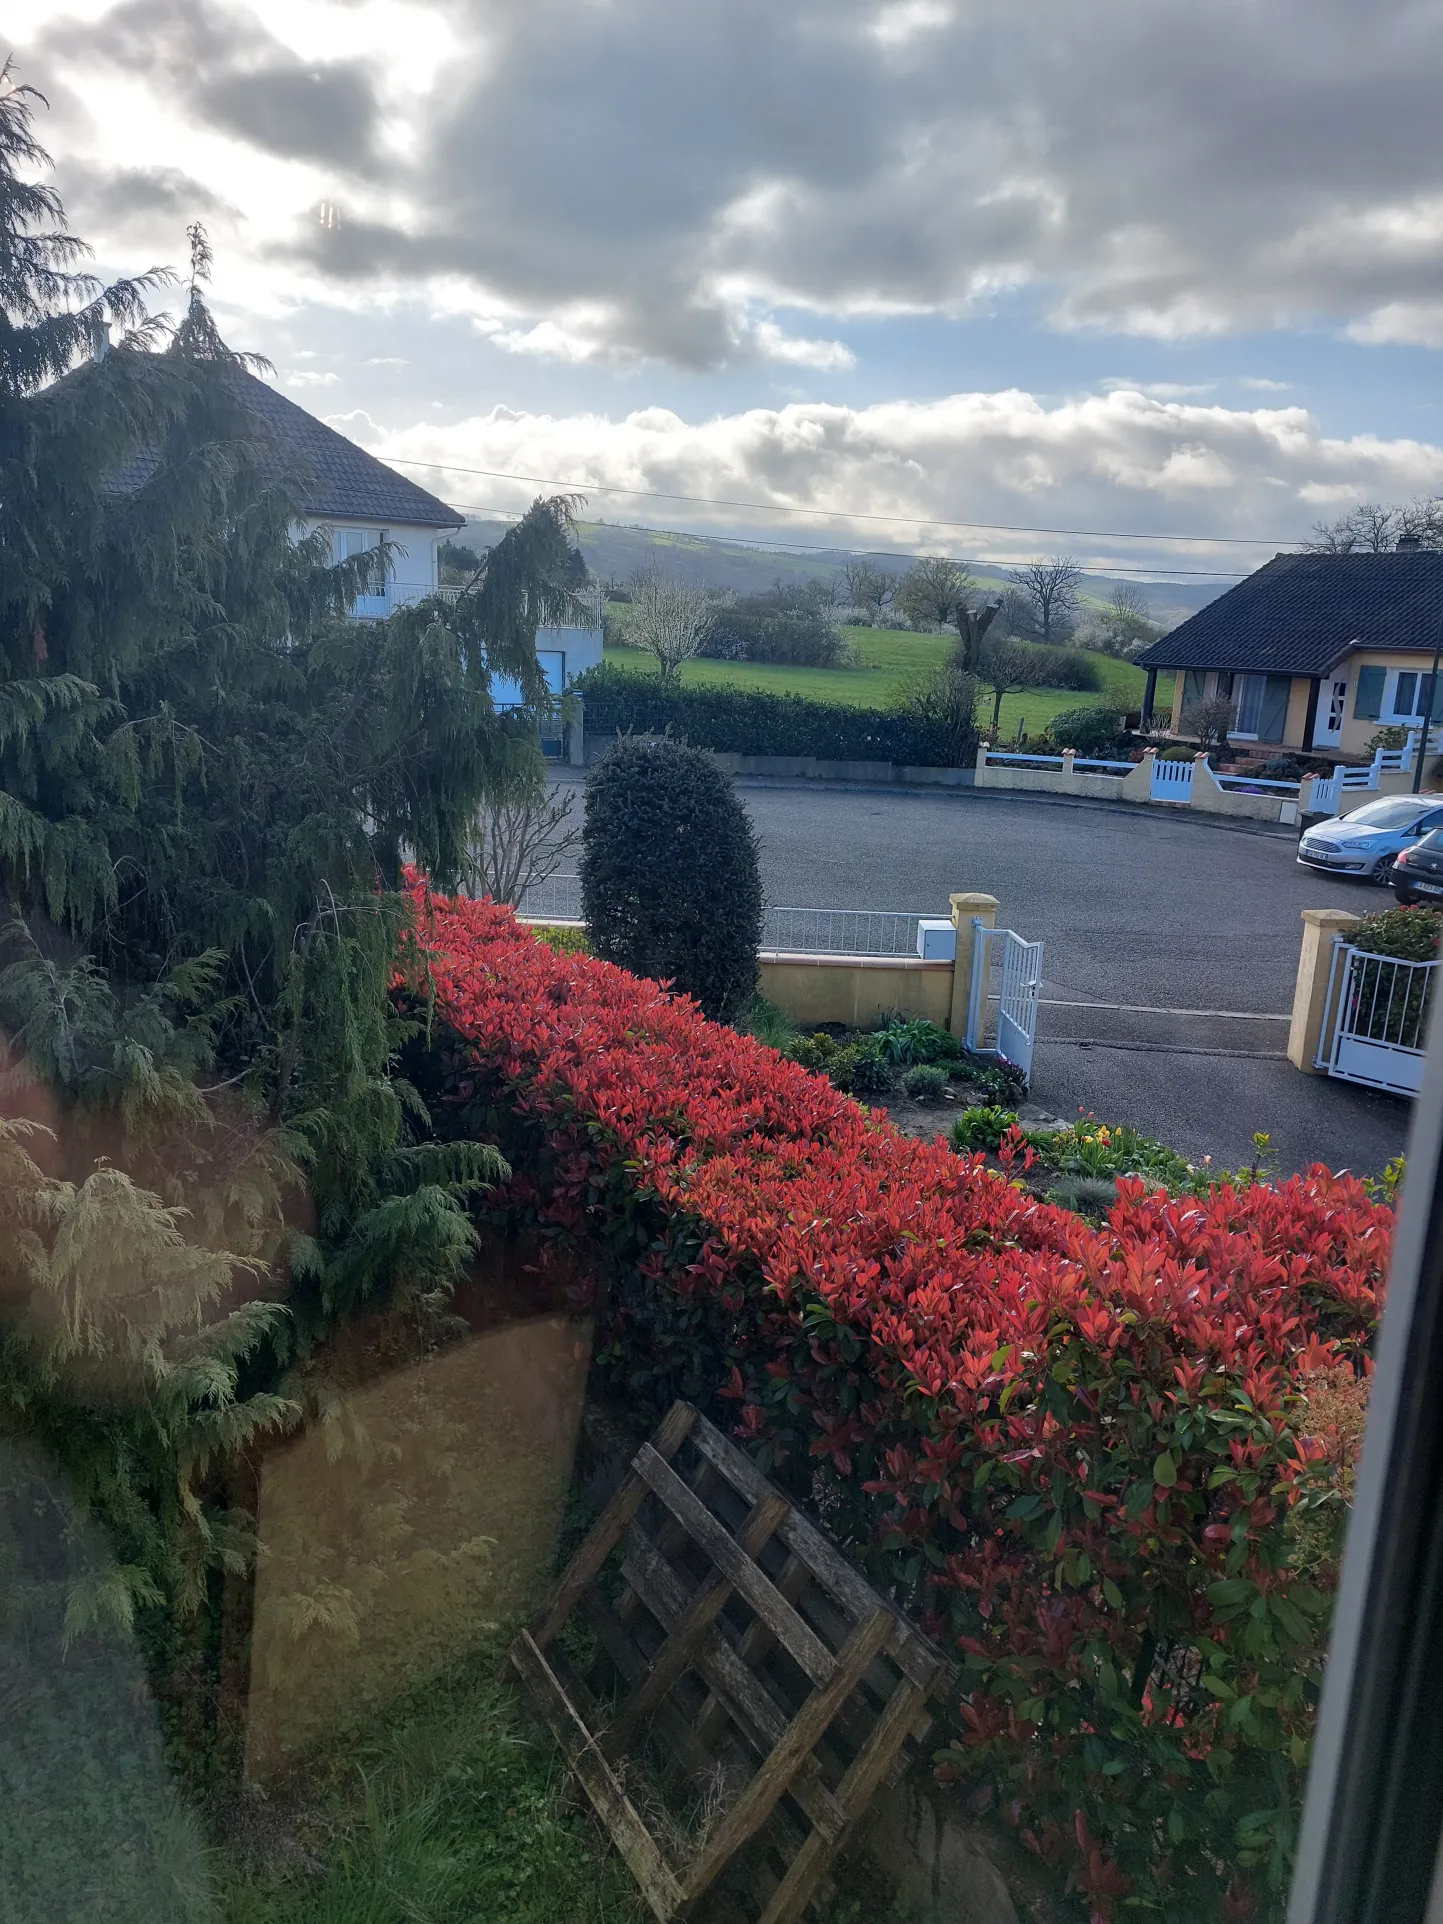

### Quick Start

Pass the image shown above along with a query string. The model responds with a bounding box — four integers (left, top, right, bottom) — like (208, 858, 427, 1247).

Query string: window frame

(1288, 998, 1443, 1924)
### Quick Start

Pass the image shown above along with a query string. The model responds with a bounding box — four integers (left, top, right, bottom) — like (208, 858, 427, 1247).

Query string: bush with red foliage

(403, 884, 1389, 1922)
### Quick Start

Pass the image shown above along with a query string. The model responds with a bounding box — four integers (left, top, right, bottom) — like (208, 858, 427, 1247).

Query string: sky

(15, 0, 1443, 581)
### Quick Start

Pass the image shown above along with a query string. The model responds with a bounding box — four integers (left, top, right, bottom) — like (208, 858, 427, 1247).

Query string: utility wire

(384, 452, 1288, 550)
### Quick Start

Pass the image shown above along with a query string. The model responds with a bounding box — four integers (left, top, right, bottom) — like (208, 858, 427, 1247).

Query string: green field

(600, 628, 1171, 741)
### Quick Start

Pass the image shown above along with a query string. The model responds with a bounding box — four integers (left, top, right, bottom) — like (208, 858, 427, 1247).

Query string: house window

(336, 528, 387, 599)
(1387, 667, 1443, 721)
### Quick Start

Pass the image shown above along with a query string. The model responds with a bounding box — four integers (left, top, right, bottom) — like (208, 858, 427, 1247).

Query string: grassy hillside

(600, 627, 1172, 740)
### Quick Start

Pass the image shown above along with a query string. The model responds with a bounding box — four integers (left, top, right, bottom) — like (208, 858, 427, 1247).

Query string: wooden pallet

(510, 1401, 954, 1924)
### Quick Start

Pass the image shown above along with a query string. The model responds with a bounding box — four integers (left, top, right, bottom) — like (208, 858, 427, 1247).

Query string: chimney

(1397, 533, 1422, 552)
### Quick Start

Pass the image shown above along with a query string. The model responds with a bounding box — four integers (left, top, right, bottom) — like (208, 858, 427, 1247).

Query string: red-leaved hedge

(404, 884, 1389, 1923)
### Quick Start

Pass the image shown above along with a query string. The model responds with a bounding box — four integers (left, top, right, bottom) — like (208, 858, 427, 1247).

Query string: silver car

(1297, 794, 1443, 881)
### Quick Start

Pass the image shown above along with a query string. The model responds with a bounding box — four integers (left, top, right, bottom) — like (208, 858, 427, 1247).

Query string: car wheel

(1373, 859, 1397, 885)
(1394, 887, 1424, 907)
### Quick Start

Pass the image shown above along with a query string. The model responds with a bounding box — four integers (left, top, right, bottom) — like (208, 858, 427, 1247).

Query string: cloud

(363, 386, 1443, 573)
(285, 369, 339, 386)
(38, 0, 383, 173)
(22, 0, 1443, 367)
(752, 322, 856, 371)
(324, 407, 386, 441)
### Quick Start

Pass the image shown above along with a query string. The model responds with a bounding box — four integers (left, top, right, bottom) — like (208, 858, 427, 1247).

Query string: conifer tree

(0, 67, 578, 1701)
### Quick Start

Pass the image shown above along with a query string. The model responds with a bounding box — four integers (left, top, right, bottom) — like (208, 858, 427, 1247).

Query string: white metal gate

(967, 925, 1045, 1078)
(1318, 941, 1437, 1096)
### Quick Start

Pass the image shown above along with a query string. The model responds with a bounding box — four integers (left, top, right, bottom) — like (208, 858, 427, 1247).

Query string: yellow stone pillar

(1120, 748, 1155, 802)
(948, 891, 999, 1039)
(1287, 908, 1361, 1072)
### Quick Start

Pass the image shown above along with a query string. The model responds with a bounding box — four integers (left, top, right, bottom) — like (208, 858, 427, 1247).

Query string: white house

(237, 375, 605, 710)
(236, 371, 461, 610)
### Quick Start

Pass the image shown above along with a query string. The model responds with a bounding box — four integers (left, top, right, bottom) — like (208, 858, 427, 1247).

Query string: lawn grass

(601, 629, 1173, 742)
(217, 1644, 645, 1924)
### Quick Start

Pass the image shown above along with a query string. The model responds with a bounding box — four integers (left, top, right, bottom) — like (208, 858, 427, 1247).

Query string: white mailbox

(915, 919, 956, 961)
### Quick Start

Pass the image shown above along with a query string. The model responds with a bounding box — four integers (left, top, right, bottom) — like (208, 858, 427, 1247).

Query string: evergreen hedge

(575, 664, 966, 766)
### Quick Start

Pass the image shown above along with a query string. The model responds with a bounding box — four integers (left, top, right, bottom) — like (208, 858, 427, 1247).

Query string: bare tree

(996, 585, 1037, 640)
(628, 564, 715, 683)
(466, 773, 582, 906)
(838, 557, 895, 623)
(976, 634, 1045, 735)
(1181, 695, 1235, 750)
(1010, 557, 1084, 647)
(1306, 498, 1443, 552)
(897, 556, 973, 629)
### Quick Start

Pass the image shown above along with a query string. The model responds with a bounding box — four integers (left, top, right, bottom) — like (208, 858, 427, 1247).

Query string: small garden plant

(1025, 1115, 1195, 1189)
(902, 1063, 948, 1102)
(949, 1105, 1020, 1152)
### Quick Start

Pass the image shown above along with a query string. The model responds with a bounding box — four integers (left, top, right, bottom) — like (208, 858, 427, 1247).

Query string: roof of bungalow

(1136, 549, 1443, 678)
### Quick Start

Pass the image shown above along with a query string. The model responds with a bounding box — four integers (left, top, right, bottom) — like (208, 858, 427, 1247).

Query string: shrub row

(702, 587, 855, 668)
(405, 886, 1390, 1922)
(575, 665, 964, 766)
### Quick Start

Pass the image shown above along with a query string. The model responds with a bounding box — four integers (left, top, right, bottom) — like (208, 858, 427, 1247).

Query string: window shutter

(1259, 675, 1291, 741)
(1353, 666, 1385, 720)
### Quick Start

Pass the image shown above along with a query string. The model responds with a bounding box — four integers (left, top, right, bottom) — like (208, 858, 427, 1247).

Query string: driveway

(733, 782, 1412, 1180)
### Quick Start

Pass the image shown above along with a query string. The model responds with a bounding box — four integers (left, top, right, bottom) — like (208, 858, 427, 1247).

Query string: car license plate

(1414, 880, 1443, 895)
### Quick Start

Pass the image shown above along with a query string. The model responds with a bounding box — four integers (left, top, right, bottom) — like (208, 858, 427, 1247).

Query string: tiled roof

(1137, 550, 1443, 676)
(232, 372, 463, 527)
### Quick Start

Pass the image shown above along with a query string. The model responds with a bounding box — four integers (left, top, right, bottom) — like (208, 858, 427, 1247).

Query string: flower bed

(404, 885, 1390, 1922)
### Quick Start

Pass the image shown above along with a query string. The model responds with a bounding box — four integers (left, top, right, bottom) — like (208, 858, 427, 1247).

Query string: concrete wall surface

(759, 953, 953, 1030)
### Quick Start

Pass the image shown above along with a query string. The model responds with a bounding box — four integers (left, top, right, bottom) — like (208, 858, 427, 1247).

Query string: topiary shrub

(581, 738, 763, 1020)
(1047, 705, 1125, 756)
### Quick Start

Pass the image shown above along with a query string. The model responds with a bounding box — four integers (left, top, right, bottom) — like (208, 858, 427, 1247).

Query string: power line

(440, 497, 1250, 580)
(386, 451, 1287, 550)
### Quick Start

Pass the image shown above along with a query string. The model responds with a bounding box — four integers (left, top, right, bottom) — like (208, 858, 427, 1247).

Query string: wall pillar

(1120, 748, 1156, 802)
(568, 695, 585, 767)
(948, 892, 999, 1039)
(1287, 908, 1362, 1072)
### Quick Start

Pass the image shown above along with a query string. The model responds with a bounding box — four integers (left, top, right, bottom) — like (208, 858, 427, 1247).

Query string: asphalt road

(733, 782, 1411, 1179)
